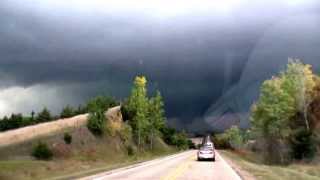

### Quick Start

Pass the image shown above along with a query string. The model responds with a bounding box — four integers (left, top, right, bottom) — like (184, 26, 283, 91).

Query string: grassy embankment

(220, 150, 320, 180)
(0, 114, 177, 180)
(0, 130, 177, 180)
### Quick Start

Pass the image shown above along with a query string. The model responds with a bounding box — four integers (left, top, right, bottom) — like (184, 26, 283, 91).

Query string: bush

(126, 145, 136, 156)
(187, 139, 196, 149)
(63, 133, 72, 144)
(86, 96, 117, 136)
(86, 96, 118, 113)
(170, 132, 189, 150)
(196, 144, 202, 149)
(159, 126, 191, 149)
(160, 126, 177, 145)
(212, 126, 245, 150)
(87, 96, 117, 136)
(290, 129, 317, 160)
(119, 123, 133, 143)
(87, 111, 106, 136)
(224, 126, 244, 149)
(32, 142, 53, 160)
(212, 134, 231, 149)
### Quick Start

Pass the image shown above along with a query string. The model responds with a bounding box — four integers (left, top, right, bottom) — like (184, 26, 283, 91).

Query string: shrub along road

(81, 150, 241, 180)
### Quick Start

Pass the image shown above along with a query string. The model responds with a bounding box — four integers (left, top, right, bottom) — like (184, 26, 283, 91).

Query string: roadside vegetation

(31, 142, 53, 160)
(215, 59, 320, 179)
(250, 59, 320, 164)
(86, 96, 118, 136)
(0, 75, 192, 179)
(0, 106, 87, 132)
(220, 150, 320, 180)
(121, 76, 192, 150)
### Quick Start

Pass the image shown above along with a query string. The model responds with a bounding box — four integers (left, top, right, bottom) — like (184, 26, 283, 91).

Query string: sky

(0, 0, 320, 132)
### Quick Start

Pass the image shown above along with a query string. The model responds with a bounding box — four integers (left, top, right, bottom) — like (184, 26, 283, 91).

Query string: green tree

(36, 108, 52, 123)
(10, 113, 23, 129)
(60, 105, 74, 119)
(283, 59, 318, 160)
(0, 114, 24, 131)
(127, 76, 150, 148)
(148, 91, 166, 149)
(0, 116, 9, 131)
(284, 59, 316, 131)
(251, 59, 318, 163)
(251, 76, 296, 163)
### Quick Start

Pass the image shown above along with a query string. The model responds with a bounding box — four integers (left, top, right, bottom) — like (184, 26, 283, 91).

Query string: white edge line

(216, 151, 242, 180)
(79, 150, 194, 180)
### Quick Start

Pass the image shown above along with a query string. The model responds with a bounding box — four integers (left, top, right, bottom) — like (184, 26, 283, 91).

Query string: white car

(197, 146, 215, 161)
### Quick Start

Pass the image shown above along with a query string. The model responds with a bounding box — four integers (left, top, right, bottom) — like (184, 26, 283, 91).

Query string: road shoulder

(218, 150, 256, 180)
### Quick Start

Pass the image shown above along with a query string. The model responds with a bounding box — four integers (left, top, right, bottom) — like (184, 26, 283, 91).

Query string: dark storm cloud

(205, 10, 320, 130)
(0, 0, 319, 131)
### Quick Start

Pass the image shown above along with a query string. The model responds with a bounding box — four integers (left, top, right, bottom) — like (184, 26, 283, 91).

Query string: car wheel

(198, 157, 201, 161)
(212, 158, 215, 162)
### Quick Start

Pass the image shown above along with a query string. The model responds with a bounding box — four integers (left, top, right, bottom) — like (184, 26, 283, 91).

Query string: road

(81, 150, 242, 180)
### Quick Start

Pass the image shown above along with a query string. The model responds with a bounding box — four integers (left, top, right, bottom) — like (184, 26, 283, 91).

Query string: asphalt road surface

(81, 150, 242, 180)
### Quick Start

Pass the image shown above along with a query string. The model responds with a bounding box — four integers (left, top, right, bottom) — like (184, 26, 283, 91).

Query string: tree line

(215, 59, 320, 165)
(0, 98, 114, 132)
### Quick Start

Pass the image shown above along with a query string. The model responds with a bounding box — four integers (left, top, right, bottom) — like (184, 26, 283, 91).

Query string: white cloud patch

(0, 84, 82, 117)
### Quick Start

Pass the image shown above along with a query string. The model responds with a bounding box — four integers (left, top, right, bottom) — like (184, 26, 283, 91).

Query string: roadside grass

(0, 137, 177, 180)
(52, 149, 179, 180)
(220, 150, 320, 180)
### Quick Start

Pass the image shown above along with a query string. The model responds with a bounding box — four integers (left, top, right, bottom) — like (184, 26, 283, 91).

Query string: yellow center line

(161, 154, 195, 180)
